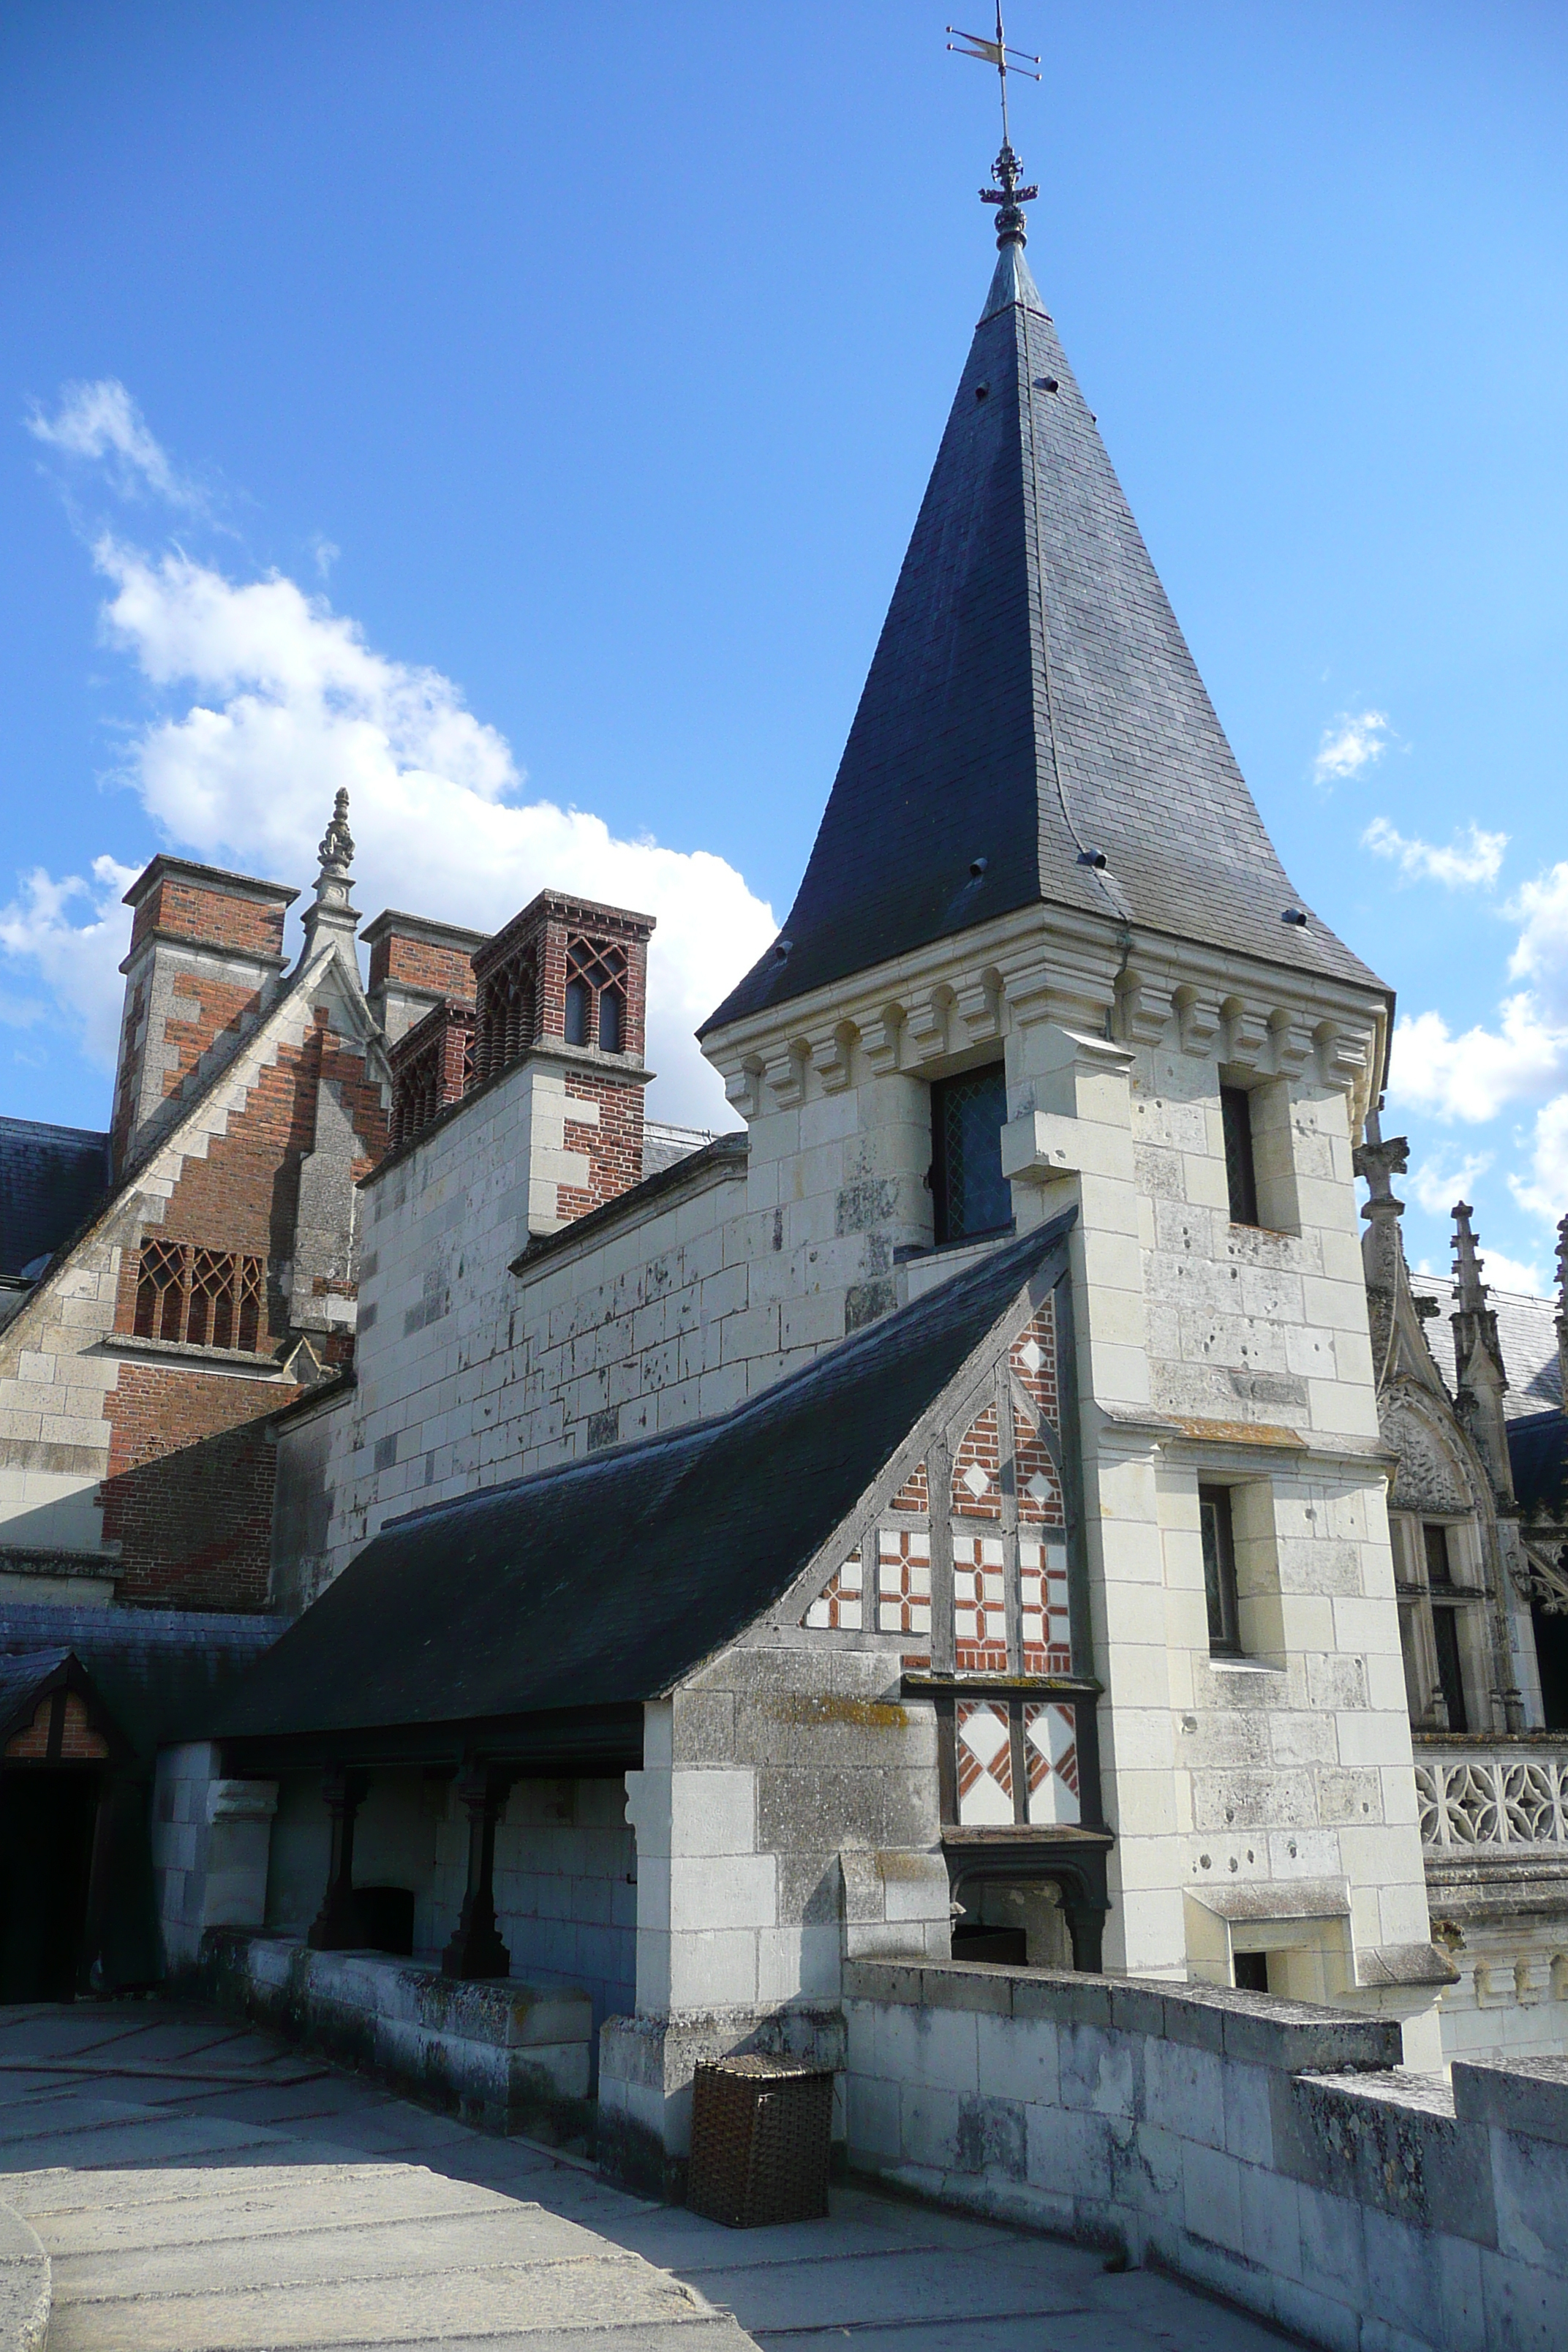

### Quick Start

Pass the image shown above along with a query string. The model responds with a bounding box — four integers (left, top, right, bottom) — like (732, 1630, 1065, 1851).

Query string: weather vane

(946, 7, 1041, 245)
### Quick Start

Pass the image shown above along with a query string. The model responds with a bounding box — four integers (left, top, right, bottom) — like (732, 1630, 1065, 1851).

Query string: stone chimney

(112, 856, 296, 1176)
(363, 909, 490, 1044)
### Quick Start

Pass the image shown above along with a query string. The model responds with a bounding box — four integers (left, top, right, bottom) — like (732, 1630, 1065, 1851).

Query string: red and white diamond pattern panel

(1020, 1537, 1071, 1673)
(803, 1548, 863, 1630)
(954, 1534, 1007, 1673)
(877, 1529, 931, 1635)
(1024, 1702, 1080, 1825)
(956, 1699, 1014, 1825)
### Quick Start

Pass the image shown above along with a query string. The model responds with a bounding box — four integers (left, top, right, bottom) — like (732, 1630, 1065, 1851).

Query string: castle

(2, 102, 1567, 2277)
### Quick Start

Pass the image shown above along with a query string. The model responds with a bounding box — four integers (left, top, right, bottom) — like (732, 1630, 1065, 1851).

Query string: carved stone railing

(1414, 1738, 1568, 1849)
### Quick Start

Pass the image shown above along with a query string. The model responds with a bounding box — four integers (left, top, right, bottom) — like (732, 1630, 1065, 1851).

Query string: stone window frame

(1217, 1073, 1301, 1236)
(1391, 1509, 1485, 1733)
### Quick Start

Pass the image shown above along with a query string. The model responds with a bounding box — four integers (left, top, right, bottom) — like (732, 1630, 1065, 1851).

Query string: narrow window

(1233, 1950, 1270, 1993)
(1431, 1606, 1469, 1733)
(930, 1065, 1011, 1245)
(598, 985, 622, 1054)
(1199, 1483, 1241, 1654)
(1423, 1522, 1454, 1588)
(1221, 1085, 1259, 1226)
(564, 976, 590, 1047)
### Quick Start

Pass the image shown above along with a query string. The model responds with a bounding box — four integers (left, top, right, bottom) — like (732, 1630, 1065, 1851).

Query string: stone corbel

(859, 1006, 905, 1077)
(1115, 970, 1176, 1047)
(1314, 1022, 1369, 1092)
(1220, 996, 1268, 1071)
(1267, 1010, 1314, 1079)
(1172, 985, 1222, 1058)
(808, 1027, 854, 1095)
(764, 1042, 808, 1110)
(722, 1060, 764, 1120)
(953, 973, 1003, 1047)
(905, 990, 952, 1063)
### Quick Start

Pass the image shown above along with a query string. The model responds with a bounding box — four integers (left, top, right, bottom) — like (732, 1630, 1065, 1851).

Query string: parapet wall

(844, 1957, 1568, 2352)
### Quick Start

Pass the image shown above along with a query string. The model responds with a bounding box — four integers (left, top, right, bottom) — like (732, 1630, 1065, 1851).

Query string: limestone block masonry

(203, 1927, 595, 2141)
(844, 1956, 1568, 2352)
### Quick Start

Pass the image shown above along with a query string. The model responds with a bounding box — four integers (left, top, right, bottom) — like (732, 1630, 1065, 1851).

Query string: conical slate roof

(704, 238, 1382, 1034)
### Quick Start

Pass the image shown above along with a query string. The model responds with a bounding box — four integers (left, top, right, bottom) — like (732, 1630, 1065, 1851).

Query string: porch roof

(209, 1215, 1071, 1752)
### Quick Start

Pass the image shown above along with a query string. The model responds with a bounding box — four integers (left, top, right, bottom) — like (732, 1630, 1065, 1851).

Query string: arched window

(598, 986, 622, 1054)
(564, 976, 591, 1047)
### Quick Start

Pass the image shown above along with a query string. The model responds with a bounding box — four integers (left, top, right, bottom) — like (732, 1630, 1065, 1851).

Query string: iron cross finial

(946, 7, 1041, 246)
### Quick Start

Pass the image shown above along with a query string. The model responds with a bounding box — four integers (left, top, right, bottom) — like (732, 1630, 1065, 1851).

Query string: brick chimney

(363, 909, 490, 1044)
(112, 857, 296, 1175)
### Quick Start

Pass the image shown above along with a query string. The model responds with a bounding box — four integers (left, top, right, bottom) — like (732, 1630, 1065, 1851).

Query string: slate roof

(0, 1604, 278, 1761)
(1407, 1274, 1563, 1422)
(211, 1214, 1072, 1747)
(705, 238, 1382, 1035)
(0, 1116, 111, 1279)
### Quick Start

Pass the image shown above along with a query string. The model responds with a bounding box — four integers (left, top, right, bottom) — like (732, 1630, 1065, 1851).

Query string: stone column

(307, 1766, 369, 1950)
(441, 1766, 512, 1979)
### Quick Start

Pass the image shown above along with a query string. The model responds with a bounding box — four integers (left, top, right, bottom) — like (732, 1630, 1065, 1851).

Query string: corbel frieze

(953, 971, 1003, 1046)
(1172, 986, 1223, 1058)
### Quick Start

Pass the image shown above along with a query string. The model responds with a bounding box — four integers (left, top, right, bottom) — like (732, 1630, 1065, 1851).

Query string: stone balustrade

(1414, 1737, 1568, 1850)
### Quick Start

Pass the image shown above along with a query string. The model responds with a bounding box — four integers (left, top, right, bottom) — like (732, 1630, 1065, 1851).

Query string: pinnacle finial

(948, 9, 1041, 247)
(317, 788, 355, 881)
(1452, 1200, 1488, 1313)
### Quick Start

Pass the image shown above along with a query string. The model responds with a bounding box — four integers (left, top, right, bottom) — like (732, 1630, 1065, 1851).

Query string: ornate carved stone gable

(1383, 1395, 1472, 1517)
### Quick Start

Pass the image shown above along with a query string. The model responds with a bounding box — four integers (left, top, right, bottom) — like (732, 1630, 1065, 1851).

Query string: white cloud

(1313, 708, 1391, 787)
(1387, 995, 1568, 1125)
(15, 533, 776, 1126)
(1509, 1093, 1568, 1232)
(1406, 1147, 1494, 1215)
(0, 856, 140, 1069)
(26, 379, 201, 510)
(1507, 861, 1568, 1021)
(1362, 816, 1507, 890)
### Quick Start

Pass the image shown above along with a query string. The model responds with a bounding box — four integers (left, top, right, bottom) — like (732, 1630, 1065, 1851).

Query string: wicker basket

(686, 2054, 834, 2227)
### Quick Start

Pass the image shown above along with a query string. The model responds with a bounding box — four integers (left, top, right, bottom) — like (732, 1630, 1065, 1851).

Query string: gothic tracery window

(565, 938, 627, 1055)
(132, 1240, 265, 1352)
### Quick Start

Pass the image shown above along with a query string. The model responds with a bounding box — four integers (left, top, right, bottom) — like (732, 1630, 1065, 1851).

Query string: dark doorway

(1431, 1607, 1469, 1733)
(0, 1770, 100, 2002)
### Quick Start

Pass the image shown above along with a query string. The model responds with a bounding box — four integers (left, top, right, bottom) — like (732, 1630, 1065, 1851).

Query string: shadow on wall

(100, 1413, 279, 1610)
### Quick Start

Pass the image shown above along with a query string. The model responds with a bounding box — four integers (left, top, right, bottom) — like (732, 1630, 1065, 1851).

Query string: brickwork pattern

(4, 1688, 110, 1760)
(559, 1071, 645, 1221)
(389, 1003, 475, 1150)
(112, 1012, 387, 1352)
(102, 1363, 294, 1608)
(157, 972, 265, 1105)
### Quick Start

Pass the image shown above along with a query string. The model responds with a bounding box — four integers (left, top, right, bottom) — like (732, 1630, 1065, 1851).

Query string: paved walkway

(0, 2002, 1293, 2351)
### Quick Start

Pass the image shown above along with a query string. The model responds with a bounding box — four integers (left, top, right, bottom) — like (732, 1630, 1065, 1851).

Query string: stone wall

(843, 1955, 1568, 2352)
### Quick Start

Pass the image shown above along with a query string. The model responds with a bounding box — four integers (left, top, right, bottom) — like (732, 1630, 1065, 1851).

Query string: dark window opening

(564, 976, 590, 1047)
(1233, 1950, 1271, 1994)
(1431, 1605, 1469, 1733)
(1221, 1085, 1259, 1226)
(1423, 1522, 1455, 1589)
(1531, 1595, 1568, 1730)
(598, 985, 623, 1055)
(1200, 1483, 1241, 1654)
(931, 1065, 1010, 1245)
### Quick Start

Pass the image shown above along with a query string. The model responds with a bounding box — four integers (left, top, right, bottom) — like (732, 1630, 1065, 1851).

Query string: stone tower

(699, 128, 1445, 2051)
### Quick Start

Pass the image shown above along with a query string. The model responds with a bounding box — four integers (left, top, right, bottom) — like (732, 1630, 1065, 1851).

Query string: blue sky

(2, 2, 1565, 1294)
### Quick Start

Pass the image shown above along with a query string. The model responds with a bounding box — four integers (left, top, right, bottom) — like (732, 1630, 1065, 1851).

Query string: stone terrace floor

(0, 2001, 1296, 2352)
